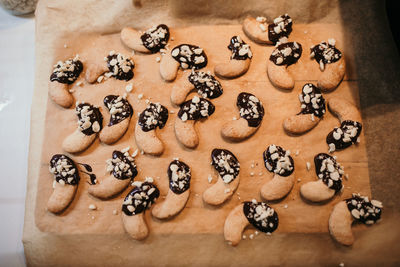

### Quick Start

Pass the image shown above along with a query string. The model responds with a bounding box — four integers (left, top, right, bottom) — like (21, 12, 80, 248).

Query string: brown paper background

(23, 0, 400, 266)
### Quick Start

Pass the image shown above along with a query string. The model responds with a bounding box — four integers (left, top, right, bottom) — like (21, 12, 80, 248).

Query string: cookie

(203, 149, 240, 205)
(121, 24, 170, 53)
(261, 145, 295, 200)
(300, 153, 344, 202)
(221, 92, 264, 141)
(99, 95, 133, 144)
(62, 102, 103, 153)
(224, 200, 278, 246)
(122, 182, 160, 240)
(267, 41, 302, 90)
(175, 96, 215, 148)
(49, 55, 83, 108)
(85, 51, 134, 83)
(160, 44, 208, 81)
(310, 39, 345, 91)
(326, 97, 362, 153)
(283, 83, 326, 134)
(135, 102, 168, 155)
(214, 36, 252, 78)
(242, 14, 293, 45)
(329, 194, 382, 246)
(88, 149, 138, 199)
(152, 160, 191, 219)
(47, 154, 80, 213)
(170, 70, 223, 106)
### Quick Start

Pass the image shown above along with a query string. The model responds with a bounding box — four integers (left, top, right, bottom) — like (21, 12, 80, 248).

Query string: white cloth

(0, 6, 35, 267)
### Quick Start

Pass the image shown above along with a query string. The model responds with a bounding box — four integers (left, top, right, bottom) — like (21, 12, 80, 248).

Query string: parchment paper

(23, 0, 400, 266)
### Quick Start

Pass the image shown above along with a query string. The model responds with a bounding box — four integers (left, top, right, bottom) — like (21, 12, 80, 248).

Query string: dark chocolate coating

(178, 98, 215, 121)
(171, 44, 208, 70)
(267, 14, 293, 44)
(298, 83, 326, 118)
(311, 42, 342, 65)
(106, 54, 134, 81)
(103, 95, 133, 126)
(122, 182, 160, 216)
(188, 71, 223, 99)
(243, 201, 279, 233)
(326, 120, 362, 150)
(49, 154, 80, 185)
(211, 148, 240, 182)
(345, 194, 382, 224)
(110, 151, 138, 180)
(138, 103, 169, 132)
(76, 103, 103, 136)
(227, 36, 252, 60)
(263, 145, 294, 177)
(140, 24, 170, 53)
(168, 160, 191, 194)
(269, 42, 302, 66)
(314, 153, 343, 193)
(50, 59, 83, 84)
(237, 92, 264, 127)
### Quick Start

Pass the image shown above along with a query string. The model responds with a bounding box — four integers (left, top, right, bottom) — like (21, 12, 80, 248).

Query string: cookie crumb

(131, 149, 138, 157)
(112, 209, 118, 215)
(171, 37, 174, 41)
(207, 174, 213, 183)
(169, 110, 175, 114)
(258, 172, 263, 176)
(89, 204, 97, 210)
(63, 44, 68, 48)
(121, 146, 130, 153)
(125, 83, 133, 93)
(266, 232, 271, 236)
(249, 234, 254, 239)
(68, 89, 75, 93)
(224, 188, 231, 194)
(156, 56, 161, 62)
(284, 204, 288, 209)
(232, 117, 237, 120)
(75, 81, 83, 86)
(339, 263, 344, 267)
(137, 93, 143, 100)
(255, 231, 259, 235)
(132, 181, 143, 187)
(345, 174, 349, 180)
(145, 177, 154, 183)
(297, 178, 301, 182)
(328, 143, 336, 153)
(97, 75, 104, 83)
(250, 172, 254, 177)
(306, 162, 311, 171)
(242, 234, 247, 239)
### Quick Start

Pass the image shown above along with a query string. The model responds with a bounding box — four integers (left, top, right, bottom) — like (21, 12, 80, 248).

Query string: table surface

(0, 7, 34, 267)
